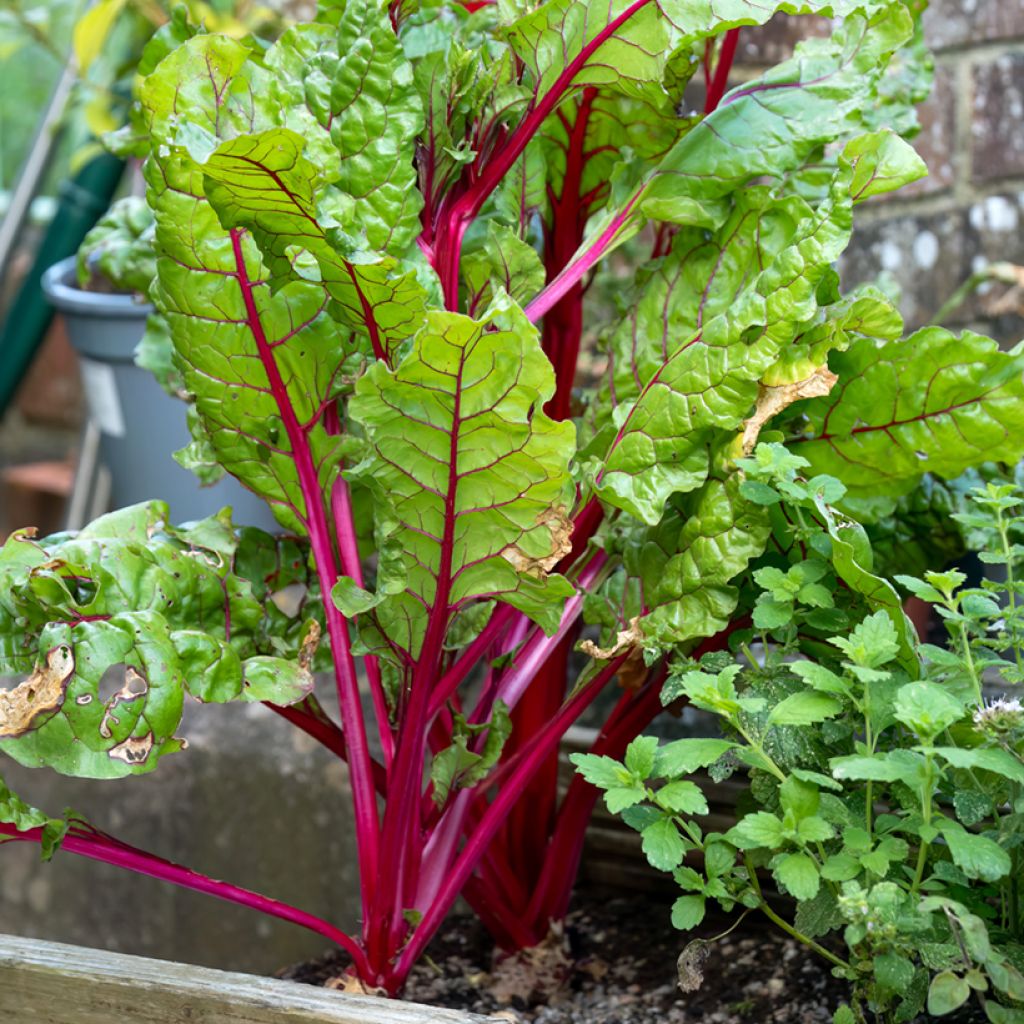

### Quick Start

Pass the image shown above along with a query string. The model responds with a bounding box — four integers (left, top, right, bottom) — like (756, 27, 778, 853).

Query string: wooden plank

(0, 935, 498, 1024)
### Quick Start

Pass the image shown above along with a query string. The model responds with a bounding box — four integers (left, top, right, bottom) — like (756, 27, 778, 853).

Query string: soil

(279, 888, 987, 1023)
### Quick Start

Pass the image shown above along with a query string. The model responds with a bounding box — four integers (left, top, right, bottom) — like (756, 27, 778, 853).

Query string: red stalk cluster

(6, 9, 744, 996)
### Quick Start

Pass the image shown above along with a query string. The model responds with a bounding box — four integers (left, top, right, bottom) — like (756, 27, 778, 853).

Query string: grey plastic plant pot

(41, 257, 278, 530)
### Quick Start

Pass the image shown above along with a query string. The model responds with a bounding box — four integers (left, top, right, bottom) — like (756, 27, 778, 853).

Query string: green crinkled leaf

(0, 503, 319, 779)
(201, 127, 427, 360)
(501, 0, 669, 99)
(623, 470, 770, 647)
(844, 129, 927, 203)
(318, 0, 424, 253)
(348, 300, 576, 659)
(595, 174, 854, 524)
(795, 329, 1024, 502)
(576, 6, 914, 280)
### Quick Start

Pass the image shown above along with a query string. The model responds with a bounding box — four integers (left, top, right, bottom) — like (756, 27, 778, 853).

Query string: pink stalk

(427, 603, 519, 718)
(524, 188, 642, 323)
(704, 28, 741, 114)
(430, 0, 656, 304)
(230, 230, 380, 924)
(391, 653, 629, 982)
(325, 410, 394, 769)
(525, 673, 665, 928)
(373, 353, 470, 961)
(468, 551, 608, 726)
(0, 822, 369, 976)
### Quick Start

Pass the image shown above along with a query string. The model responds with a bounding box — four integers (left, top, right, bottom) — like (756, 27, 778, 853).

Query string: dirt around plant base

(280, 890, 986, 1023)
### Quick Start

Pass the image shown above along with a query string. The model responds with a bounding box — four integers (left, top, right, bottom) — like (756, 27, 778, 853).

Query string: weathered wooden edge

(0, 934, 501, 1024)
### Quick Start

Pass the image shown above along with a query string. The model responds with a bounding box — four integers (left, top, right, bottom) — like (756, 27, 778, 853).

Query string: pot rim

(41, 255, 154, 320)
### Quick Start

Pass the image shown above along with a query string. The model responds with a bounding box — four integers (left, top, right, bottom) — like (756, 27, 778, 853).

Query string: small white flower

(973, 696, 1024, 732)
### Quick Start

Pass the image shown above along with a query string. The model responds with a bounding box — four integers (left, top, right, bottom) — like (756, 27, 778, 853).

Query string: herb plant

(577, 467, 1024, 1023)
(3, 0, 1024, 997)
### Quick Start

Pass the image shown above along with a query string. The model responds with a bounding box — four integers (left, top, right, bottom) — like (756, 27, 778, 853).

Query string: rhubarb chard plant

(3, 0, 1024, 996)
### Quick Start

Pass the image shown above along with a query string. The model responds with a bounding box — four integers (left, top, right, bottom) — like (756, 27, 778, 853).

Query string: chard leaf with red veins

(563, 8, 915, 272)
(139, 35, 393, 531)
(501, 0, 669, 96)
(200, 128, 427, 360)
(794, 329, 1024, 501)
(0, 503, 321, 778)
(594, 169, 856, 525)
(348, 299, 577, 661)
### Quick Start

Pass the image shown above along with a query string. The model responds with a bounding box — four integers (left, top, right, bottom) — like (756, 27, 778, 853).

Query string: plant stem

(230, 229, 380, 923)
(0, 821, 369, 976)
(910, 753, 934, 896)
(391, 654, 628, 983)
(744, 855, 851, 973)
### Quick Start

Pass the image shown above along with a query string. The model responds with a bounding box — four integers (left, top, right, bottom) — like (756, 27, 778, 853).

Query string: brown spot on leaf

(298, 619, 321, 673)
(99, 667, 149, 740)
(501, 506, 573, 577)
(108, 732, 154, 765)
(740, 367, 838, 455)
(0, 645, 75, 738)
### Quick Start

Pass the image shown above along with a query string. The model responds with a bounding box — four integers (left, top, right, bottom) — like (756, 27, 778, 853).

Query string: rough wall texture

(740, 4, 1024, 344)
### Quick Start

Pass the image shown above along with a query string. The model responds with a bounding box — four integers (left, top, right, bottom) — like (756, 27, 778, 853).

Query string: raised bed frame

(0, 935, 498, 1023)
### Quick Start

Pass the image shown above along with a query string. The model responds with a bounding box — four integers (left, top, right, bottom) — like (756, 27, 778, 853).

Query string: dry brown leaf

(490, 922, 573, 1005)
(677, 938, 711, 993)
(740, 366, 838, 455)
(501, 505, 573, 577)
(325, 974, 388, 997)
(298, 619, 322, 673)
(0, 644, 75, 738)
(579, 617, 643, 661)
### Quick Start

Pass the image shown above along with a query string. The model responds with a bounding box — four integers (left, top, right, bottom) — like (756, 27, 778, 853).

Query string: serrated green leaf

(670, 894, 706, 931)
(656, 780, 709, 816)
(939, 821, 1011, 883)
(642, 816, 686, 871)
(769, 690, 843, 727)
(725, 811, 784, 850)
(652, 738, 736, 778)
(774, 852, 820, 901)
(624, 735, 659, 779)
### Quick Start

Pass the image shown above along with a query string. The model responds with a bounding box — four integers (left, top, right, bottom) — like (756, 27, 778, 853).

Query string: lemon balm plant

(576, 466, 1024, 1023)
(3, 0, 1024, 996)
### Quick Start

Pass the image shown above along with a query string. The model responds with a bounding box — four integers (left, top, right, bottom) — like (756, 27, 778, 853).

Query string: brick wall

(741, 3, 1024, 345)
